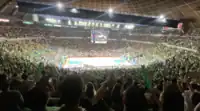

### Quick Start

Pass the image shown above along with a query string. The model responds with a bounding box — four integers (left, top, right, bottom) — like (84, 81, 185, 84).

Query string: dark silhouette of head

(163, 84, 184, 111)
(0, 74, 9, 91)
(86, 82, 95, 99)
(190, 82, 198, 90)
(60, 75, 84, 107)
(111, 83, 122, 103)
(13, 74, 17, 78)
(124, 85, 148, 111)
(0, 74, 8, 82)
(171, 78, 177, 84)
(21, 74, 28, 81)
(123, 78, 132, 90)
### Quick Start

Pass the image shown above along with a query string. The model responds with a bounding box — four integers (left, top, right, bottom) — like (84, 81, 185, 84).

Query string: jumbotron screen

(91, 29, 109, 44)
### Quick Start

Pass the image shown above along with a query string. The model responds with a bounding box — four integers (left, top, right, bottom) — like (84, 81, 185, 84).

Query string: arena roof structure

(0, 0, 200, 28)
(28, 0, 198, 18)
(17, 0, 200, 28)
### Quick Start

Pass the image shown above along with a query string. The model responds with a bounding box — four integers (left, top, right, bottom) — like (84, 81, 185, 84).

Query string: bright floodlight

(71, 8, 78, 13)
(108, 8, 113, 13)
(56, 2, 63, 9)
(157, 14, 166, 23)
(159, 15, 164, 19)
(15, 5, 19, 8)
(125, 24, 135, 29)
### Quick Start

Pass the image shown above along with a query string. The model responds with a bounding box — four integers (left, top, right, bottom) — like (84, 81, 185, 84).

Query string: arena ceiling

(19, 0, 200, 28)
(1, 0, 200, 28)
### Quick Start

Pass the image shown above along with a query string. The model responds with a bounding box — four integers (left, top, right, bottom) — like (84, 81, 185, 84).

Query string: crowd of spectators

(1, 64, 200, 111)
(0, 25, 90, 39)
(1, 25, 200, 111)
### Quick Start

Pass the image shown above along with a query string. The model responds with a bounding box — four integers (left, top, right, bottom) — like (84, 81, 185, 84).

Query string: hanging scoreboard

(91, 29, 109, 44)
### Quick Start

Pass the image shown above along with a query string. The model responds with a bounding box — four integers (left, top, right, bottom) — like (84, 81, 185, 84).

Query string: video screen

(91, 29, 109, 44)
